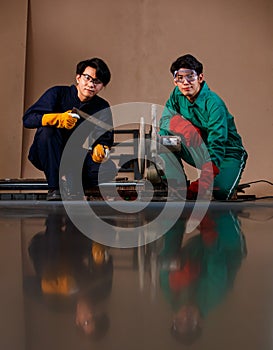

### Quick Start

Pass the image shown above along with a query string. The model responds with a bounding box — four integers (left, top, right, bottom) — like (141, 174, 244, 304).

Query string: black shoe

(46, 189, 62, 201)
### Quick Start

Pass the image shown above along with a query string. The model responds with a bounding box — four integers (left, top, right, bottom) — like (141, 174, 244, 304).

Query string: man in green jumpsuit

(159, 54, 248, 200)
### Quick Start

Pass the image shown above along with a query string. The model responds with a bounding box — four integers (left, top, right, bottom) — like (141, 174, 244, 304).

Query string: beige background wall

(1, 0, 273, 195)
(0, 0, 28, 178)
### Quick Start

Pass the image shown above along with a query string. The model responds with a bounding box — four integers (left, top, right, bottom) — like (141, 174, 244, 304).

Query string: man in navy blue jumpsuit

(23, 58, 116, 200)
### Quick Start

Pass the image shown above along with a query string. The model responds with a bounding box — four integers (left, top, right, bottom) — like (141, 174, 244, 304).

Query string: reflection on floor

(1, 200, 273, 350)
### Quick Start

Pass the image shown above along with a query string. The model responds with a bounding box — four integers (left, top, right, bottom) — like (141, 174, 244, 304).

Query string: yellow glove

(91, 144, 110, 163)
(41, 275, 78, 295)
(92, 242, 107, 265)
(42, 110, 78, 129)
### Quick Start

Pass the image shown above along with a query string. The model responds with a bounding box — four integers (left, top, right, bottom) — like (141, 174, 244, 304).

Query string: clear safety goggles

(81, 73, 102, 86)
(173, 69, 198, 83)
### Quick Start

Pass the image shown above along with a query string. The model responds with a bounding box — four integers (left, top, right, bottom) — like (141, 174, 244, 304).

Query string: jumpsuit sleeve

(206, 102, 229, 167)
(159, 91, 180, 136)
(22, 87, 60, 129)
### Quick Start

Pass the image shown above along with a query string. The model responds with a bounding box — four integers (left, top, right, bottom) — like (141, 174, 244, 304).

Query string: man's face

(76, 66, 104, 102)
(173, 68, 204, 102)
(75, 299, 95, 335)
(173, 305, 202, 334)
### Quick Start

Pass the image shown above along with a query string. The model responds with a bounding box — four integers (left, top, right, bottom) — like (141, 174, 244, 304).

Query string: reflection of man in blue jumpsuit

(27, 214, 113, 339)
(159, 211, 246, 345)
(23, 58, 116, 200)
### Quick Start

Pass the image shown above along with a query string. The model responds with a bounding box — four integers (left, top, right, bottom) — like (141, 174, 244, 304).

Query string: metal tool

(137, 104, 182, 184)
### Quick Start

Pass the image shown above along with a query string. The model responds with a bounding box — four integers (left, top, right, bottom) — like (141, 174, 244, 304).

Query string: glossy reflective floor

(1, 199, 273, 350)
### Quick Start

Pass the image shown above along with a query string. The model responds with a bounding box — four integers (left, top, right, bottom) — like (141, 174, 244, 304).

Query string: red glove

(169, 260, 200, 292)
(169, 115, 202, 147)
(200, 214, 218, 246)
(187, 161, 220, 199)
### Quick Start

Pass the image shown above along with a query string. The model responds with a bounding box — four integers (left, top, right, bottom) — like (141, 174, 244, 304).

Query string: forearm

(23, 111, 43, 129)
(159, 101, 178, 135)
(207, 145, 226, 168)
(22, 86, 61, 129)
(206, 105, 229, 166)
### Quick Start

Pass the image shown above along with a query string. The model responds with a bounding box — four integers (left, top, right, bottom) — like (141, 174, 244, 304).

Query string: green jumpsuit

(159, 211, 246, 318)
(159, 82, 248, 199)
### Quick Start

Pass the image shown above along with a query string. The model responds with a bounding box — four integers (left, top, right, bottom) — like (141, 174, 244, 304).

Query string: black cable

(242, 196, 273, 201)
(235, 179, 273, 201)
(240, 179, 273, 187)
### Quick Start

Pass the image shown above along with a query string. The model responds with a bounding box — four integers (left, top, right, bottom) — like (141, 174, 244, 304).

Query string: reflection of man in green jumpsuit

(159, 54, 248, 200)
(159, 211, 246, 345)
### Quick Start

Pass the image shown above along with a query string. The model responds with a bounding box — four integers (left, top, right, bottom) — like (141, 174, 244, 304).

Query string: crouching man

(23, 58, 117, 200)
(159, 54, 247, 200)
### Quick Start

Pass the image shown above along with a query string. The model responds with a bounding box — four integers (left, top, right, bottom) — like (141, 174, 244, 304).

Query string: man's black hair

(171, 323, 202, 346)
(170, 54, 203, 75)
(76, 58, 111, 86)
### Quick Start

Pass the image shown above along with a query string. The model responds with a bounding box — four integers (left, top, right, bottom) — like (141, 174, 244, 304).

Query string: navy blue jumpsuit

(23, 85, 116, 191)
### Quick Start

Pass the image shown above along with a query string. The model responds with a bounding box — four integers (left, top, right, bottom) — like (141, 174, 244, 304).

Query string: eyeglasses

(174, 69, 198, 83)
(81, 73, 102, 85)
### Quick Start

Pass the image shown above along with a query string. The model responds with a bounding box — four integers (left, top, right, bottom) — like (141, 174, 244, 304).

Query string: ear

(198, 73, 204, 83)
(76, 74, 81, 84)
(173, 78, 178, 87)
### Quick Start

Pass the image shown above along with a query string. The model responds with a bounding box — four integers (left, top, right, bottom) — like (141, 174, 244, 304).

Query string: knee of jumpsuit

(212, 177, 238, 201)
(29, 127, 67, 187)
(83, 154, 117, 187)
(30, 127, 66, 160)
(212, 154, 247, 201)
(213, 186, 234, 201)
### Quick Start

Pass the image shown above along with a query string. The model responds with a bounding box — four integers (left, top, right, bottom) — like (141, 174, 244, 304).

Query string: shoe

(46, 189, 62, 201)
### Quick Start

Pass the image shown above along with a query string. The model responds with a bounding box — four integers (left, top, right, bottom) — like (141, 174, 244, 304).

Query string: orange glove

(91, 144, 110, 163)
(169, 115, 202, 147)
(41, 275, 78, 295)
(91, 242, 108, 265)
(42, 110, 78, 129)
(187, 161, 220, 199)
